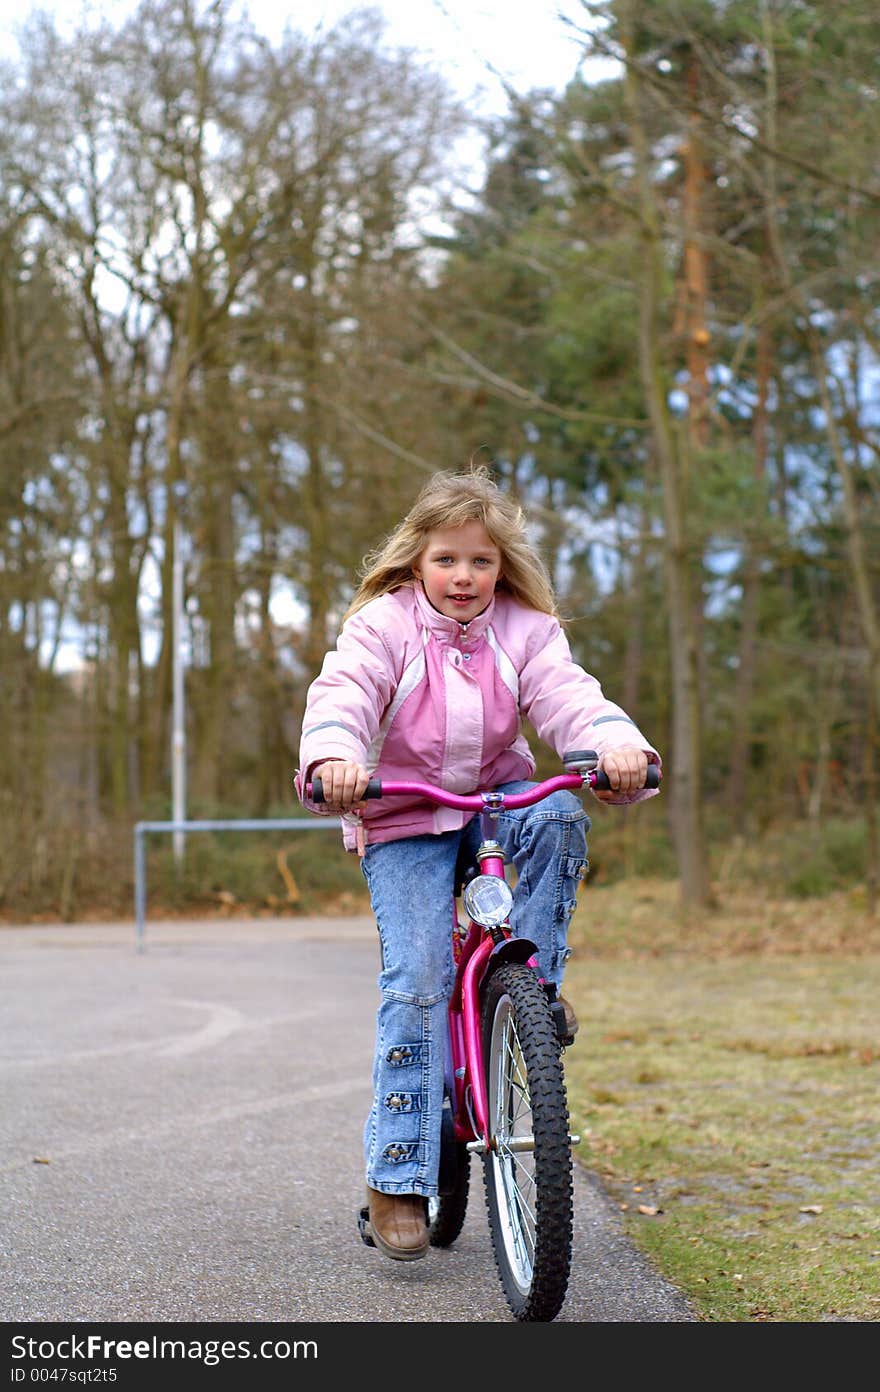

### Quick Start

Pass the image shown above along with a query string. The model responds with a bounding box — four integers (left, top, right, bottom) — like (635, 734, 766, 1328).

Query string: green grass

(562, 879, 880, 1322)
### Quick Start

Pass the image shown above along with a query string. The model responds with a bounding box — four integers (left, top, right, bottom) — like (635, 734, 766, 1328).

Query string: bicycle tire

(428, 1149, 470, 1248)
(481, 961, 573, 1321)
(428, 1102, 470, 1247)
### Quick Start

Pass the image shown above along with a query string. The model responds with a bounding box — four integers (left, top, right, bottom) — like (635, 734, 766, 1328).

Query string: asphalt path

(1, 915, 696, 1331)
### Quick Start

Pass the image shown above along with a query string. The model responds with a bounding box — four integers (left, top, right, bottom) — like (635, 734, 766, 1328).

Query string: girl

(295, 467, 660, 1262)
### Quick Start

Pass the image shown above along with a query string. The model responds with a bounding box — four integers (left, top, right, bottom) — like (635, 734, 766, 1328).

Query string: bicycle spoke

(505, 1164, 536, 1233)
(505, 1185, 534, 1268)
(499, 1023, 530, 1130)
(497, 1148, 536, 1257)
(496, 1146, 536, 1194)
(490, 1012, 540, 1277)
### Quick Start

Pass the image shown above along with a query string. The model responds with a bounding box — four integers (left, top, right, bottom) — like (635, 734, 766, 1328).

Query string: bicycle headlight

(462, 874, 514, 928)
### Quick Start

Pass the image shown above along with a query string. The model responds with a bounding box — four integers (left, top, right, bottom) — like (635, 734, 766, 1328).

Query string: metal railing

(133, 817, 336, 951)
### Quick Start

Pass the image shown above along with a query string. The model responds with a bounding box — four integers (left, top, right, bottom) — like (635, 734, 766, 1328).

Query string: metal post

(132, 817, 338, 951)
(171, 484, 187, 861)
(134, 824, 146, 953)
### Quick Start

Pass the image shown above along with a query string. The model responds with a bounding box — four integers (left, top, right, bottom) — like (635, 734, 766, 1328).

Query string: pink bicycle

(310, 749, 659, 1322)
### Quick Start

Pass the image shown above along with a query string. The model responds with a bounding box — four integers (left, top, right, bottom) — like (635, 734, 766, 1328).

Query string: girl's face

(413, 520, 502, 624)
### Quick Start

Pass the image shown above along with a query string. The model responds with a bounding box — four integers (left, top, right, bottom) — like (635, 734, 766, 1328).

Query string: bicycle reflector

(463, 874, 514, 928)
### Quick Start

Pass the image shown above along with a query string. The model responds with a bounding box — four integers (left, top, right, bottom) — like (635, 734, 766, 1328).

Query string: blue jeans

(359, 782, 589, 1197)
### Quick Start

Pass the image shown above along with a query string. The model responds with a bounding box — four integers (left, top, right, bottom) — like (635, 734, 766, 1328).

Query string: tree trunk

(726, 304, 772, 817)
(144, 359, 190, 800)
(621, 511, 646, 716)
(301, 273, 331, 680)
(621, 2, 710, 911)
(104, 467, 140, 815)
(254, 516, 287, 813)
(680, 56, 711, 452)
(866, 674, 878, 918)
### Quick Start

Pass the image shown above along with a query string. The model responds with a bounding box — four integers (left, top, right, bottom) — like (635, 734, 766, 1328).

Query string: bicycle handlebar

(308, 750, 660, 809)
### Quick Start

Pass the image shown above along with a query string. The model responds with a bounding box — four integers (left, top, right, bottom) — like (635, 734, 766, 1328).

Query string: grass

(562, 878, 880, 1322)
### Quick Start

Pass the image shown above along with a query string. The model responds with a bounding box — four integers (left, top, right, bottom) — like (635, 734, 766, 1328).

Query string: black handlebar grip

(311, 776, 383, 804)
(592, 764, 661, 791)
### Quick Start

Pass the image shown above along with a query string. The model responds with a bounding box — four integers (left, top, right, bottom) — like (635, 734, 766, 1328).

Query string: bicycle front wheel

(481, 961, 573, 1321)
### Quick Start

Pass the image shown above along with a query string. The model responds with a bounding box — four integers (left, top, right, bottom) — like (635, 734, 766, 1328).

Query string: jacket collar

(411, 581, 496, 642)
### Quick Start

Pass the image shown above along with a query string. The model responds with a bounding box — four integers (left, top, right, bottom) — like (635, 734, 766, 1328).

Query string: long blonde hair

(344, 466, 558, 621)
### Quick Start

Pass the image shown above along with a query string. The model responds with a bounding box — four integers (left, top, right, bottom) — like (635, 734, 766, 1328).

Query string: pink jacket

(295, 583, 660, 850)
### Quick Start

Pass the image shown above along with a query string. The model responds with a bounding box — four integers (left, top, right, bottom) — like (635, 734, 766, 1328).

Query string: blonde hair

(344, 465, 558, 621)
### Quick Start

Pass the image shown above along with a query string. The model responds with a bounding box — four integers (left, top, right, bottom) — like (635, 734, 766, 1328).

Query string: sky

(254, 1, 591, 109)
(1, 0, 597, 114)
(2, 0, 603, 668)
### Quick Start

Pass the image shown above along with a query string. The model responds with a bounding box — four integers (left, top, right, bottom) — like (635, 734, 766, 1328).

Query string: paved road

(1, 915, 696, 1326)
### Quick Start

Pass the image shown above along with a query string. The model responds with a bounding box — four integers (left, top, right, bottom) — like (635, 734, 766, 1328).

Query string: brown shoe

(366, 1187, 429, 1262)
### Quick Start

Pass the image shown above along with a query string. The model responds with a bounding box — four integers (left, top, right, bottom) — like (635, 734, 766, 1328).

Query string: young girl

(295, 467, 660, 1262)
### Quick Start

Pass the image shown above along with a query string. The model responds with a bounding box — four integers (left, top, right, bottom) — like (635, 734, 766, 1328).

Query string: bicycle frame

(446, 799, 547, 1153)
(448, 821, 503, 1149)
(311, 767, 595, 1148)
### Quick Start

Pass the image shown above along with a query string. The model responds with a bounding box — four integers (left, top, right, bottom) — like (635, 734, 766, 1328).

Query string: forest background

(1, 0, 879, 925)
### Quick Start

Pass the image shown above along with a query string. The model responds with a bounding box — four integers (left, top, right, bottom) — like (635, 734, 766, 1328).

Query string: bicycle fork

(447, 821, 580, 1158)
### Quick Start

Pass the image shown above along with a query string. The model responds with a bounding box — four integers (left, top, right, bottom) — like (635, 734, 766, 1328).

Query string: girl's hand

(312, 759, 371, 810)
(594, 746, 649, 800)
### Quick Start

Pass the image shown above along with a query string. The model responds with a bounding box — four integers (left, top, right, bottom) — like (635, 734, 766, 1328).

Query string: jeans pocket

(556, 853, 588, 921)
